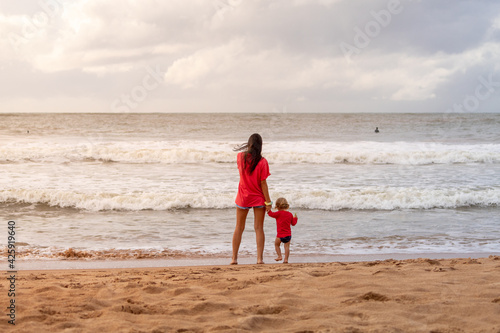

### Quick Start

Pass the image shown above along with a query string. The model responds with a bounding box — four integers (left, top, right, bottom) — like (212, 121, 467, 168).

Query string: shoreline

(13, 252, 500, 271)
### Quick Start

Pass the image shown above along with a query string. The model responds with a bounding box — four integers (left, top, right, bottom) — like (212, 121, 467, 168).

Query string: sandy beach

(2, 256, 500, 332)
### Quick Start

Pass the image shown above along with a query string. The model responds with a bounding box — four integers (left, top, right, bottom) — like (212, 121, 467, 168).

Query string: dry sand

(2, 256, 500, 332)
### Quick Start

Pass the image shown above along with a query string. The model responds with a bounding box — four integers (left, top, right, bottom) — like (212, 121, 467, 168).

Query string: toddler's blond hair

(275, 197, 289, 210)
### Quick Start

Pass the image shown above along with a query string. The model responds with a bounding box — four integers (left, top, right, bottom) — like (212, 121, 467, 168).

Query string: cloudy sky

(1, 0, 500, 113)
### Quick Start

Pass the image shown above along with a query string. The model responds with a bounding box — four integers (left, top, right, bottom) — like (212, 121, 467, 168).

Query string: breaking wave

(2, 187, 499, 211)
(1, 140, 499, 165)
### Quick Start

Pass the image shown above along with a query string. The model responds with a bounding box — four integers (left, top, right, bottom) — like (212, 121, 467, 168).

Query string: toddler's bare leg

(283, 241, 291, 263)
(274, 237, 282, 261)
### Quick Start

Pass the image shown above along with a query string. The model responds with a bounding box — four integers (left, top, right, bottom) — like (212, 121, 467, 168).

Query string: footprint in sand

(191, 301, 230, 313)
(346, 311, 369, 320)
(238, 315, 286, 331)
(307, 270, 331, 277)
(142, 285, 166, 294)
(21, 314, 48, 323)
(359, 292, 390, 302)
(35, 285, 66, 293)
(79, 311, 103, 319)
(343, 292, 390, 304)
(38, 306, 59, 315)
(115, 302, 158, 315)
(173, 287, 192, 296)
(245, 305, 286, 315)
(55, 322, 82, 330)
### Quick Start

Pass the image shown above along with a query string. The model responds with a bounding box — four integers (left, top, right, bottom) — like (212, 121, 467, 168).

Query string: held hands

(265, 201, 273, 212)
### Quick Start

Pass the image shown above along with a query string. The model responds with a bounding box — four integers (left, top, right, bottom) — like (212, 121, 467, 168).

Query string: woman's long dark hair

(233, 133, 263, 174)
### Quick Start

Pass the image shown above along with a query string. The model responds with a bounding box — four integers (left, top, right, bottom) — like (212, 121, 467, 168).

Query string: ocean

(1, 113, 500, 264)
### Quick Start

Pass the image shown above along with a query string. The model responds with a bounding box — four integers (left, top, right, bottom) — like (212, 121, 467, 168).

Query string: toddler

(267, 197, 298, 263)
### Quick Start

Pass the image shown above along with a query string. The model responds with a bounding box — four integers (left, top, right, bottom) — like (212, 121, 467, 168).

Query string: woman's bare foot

(275, 257, 283, 261)
(257, 261, 265, 264)
(230, 260, 238, 265)
(283, 261, 288, 264)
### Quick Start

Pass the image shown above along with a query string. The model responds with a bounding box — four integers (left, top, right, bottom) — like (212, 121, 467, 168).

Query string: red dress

(235, 152, 270, 207)
(267, 210, 298, 238)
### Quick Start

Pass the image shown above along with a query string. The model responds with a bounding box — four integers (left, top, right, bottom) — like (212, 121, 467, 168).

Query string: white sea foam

(2, 187, 499, 211)
(1, 141, 499, 165)
(282, 187, 500, 210)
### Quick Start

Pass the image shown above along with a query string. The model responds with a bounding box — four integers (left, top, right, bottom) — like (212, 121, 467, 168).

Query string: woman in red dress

(232, 133, 272, 264)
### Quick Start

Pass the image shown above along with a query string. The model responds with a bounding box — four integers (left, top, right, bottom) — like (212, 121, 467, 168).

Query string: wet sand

(3, 256, 500, 332)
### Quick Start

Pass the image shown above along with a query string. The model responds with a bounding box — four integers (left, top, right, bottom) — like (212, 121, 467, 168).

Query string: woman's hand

(261, 179, 272, 212)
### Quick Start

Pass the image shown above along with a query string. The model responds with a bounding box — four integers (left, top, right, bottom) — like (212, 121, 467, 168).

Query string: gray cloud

(0, 0, 499, 113)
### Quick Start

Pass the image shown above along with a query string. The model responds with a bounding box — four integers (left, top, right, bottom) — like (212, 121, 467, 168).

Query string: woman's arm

(261, 179, 272, 211)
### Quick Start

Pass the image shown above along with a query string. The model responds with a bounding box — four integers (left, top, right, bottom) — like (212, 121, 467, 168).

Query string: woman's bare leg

(232, 207, 248, 264)
(253, 207, 266, 264)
